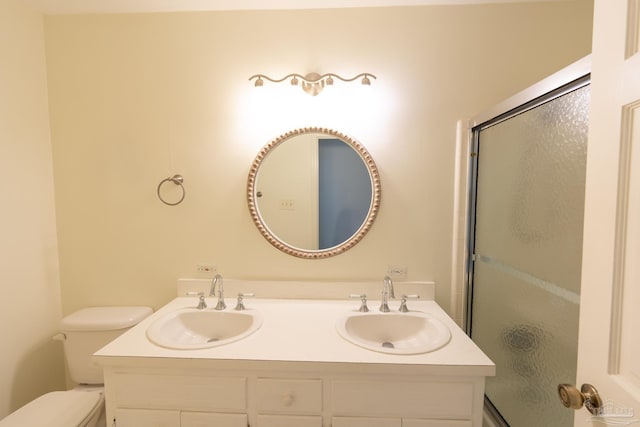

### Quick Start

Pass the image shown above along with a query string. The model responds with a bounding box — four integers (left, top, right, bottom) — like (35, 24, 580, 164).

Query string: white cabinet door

(402, 419, 471, 427)
(181, 411, 248, 427)
(115, 408, 180, 427)
(256, 414, 322, 427)
(332, 416, 401, 427)
(575, 0, 640, 425)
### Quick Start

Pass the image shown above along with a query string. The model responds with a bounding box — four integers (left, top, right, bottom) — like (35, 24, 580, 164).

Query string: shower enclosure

(466, 73, 590, 426)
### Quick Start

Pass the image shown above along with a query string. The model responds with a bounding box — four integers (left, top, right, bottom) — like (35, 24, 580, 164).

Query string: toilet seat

(0, 389, 104, 427)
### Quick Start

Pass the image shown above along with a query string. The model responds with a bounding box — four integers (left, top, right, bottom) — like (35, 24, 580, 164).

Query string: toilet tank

(60, 306, 153, 385)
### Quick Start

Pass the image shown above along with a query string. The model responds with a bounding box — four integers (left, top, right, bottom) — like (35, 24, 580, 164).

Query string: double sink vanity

(94, 278, 494, 427)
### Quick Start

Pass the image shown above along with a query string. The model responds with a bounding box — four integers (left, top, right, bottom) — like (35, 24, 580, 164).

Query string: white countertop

(94, 295, 495, 377)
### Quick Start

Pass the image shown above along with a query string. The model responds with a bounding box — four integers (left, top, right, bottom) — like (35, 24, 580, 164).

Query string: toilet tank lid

(0, 390, 103, 427)
(61, 306, 153, 331)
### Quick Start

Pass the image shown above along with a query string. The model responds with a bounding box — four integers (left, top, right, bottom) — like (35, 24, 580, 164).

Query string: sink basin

(335, 312, 451, 355)
(146, 308, 263, 350)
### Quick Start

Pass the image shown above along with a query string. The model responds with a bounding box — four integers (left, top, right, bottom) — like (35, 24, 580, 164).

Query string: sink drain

(381, 341, 395, 349)
(207, 337, 220, 343)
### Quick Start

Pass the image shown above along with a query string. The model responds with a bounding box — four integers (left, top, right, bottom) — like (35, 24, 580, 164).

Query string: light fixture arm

(249, 72, 376, 96)
(320, 73, 375, 83)
(248, 73, 308, 84)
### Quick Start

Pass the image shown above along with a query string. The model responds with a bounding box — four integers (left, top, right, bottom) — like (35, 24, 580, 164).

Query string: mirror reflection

(247, 128, 381, 259)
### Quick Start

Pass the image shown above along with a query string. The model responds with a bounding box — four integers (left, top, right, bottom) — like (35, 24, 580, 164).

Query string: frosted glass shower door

(469, 83, 590, 426)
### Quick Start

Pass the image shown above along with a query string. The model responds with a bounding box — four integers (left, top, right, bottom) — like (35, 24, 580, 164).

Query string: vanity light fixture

(249, 72, 376, 96)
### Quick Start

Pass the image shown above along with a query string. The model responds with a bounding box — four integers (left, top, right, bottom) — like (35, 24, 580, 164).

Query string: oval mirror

(247, 127, 381, 259)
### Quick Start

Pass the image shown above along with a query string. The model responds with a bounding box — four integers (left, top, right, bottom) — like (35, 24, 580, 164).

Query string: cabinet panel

(332, 416, 401, 427)
(115, 408, 180, 427)
(256, 378, 322, 413)
(256, 414, 322, 427)
(332, 380, 474, 418)
(402, 420, 472, 427)
(113, 373, 246, 412)
(181, 411, 248, 427)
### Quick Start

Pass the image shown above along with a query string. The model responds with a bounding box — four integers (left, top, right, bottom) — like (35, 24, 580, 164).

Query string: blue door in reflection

(318, 138, 371, 249)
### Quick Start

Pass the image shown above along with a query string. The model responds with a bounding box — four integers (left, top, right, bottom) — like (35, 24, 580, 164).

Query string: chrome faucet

(209, 274, 226, 310)
(380, 275, 395, 312)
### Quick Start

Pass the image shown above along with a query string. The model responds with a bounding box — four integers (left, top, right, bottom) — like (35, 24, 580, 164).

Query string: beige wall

(0, 0, 65, 418)
(44, 2, 593, 317)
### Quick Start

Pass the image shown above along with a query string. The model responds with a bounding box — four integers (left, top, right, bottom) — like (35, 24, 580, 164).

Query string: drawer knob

(282, 392, 294, 406)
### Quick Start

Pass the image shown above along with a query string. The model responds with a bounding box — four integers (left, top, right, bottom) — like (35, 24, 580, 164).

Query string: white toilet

(0, 306, 152, 427)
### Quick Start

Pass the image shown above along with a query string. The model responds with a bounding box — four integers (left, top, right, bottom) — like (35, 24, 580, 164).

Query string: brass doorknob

(558, 383, 603, 415)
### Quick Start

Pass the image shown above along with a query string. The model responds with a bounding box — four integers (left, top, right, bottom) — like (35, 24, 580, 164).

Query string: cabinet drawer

(113, 373, 247, 412)
(332, 416, 401, 427)
(181, 412, 248, 427)
(256, 414, 322, 427)
(256, 378, 322, 413)
(332, 380, 474, 419)
(115, 408, 180, 427)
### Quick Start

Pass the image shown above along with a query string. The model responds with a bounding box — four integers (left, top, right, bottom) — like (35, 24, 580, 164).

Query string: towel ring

(157, 174, 185, 206)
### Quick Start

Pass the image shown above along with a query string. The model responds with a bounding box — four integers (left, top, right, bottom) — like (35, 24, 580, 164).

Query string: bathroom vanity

(94, 280, 494, 427)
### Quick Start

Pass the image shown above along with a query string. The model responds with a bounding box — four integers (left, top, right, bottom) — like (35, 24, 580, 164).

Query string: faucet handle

(234, 293, 255, 311)
(398, 294, 420, 312)
(186, 292, 207, 310)
(349, 294, 369, 312)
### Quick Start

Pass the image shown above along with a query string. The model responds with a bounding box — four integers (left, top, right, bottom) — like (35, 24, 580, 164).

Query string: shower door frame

(457, 56, 591, 426)
(465, 70, 591, 333)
